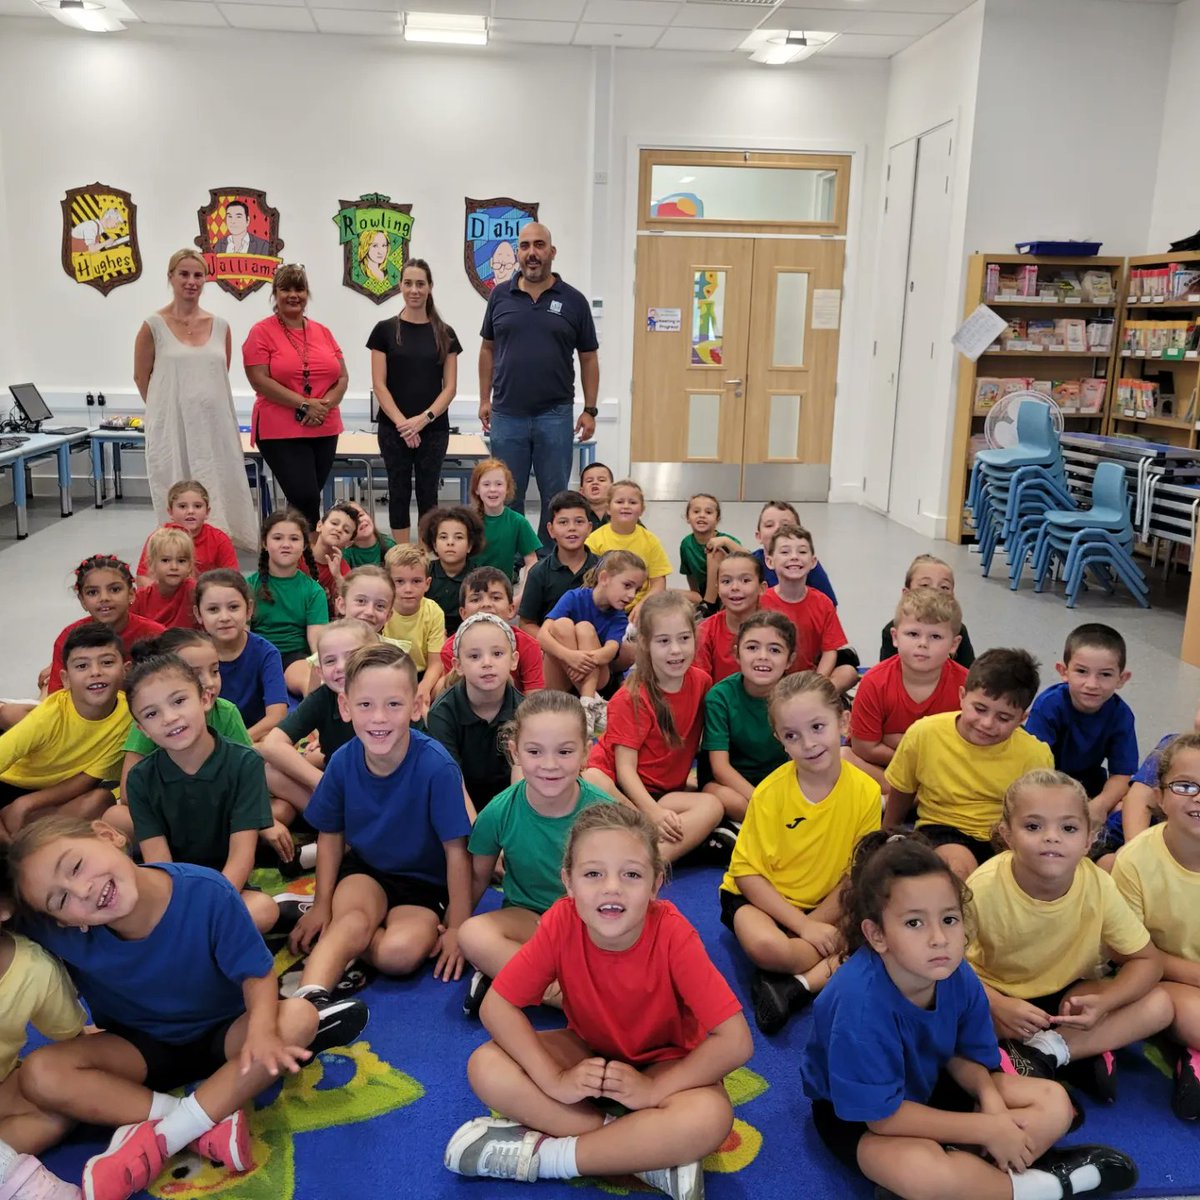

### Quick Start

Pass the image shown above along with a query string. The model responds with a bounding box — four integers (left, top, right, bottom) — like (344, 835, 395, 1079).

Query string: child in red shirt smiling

(136, 480, 238, 582)
(131, 527, 198, 631)
(694, 549, 764, 684)
(445, 803, 752, 1199)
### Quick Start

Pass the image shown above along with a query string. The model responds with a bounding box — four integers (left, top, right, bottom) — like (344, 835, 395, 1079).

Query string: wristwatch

(582, 406, 599, 417)
(425, 409, 436, 422)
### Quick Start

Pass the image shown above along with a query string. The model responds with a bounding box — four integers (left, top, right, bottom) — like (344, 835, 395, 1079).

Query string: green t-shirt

(246, 570, 329, 655)
(473, 507, 541, 581)
(125, 731, 272, 870)
(278, 684, 354, 759)
(123, 697, 250, 757)
(702, 673, 787, 787)
(468, 778, 614, 913)
(343, 536, 396, 569)
(679, 530, 740, 594)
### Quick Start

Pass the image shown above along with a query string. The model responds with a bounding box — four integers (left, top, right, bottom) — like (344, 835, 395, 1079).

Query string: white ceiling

(0, 0, 1183, 56)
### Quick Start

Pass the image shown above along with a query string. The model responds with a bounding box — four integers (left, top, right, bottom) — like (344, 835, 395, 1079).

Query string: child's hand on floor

(431, 925, 465, 981)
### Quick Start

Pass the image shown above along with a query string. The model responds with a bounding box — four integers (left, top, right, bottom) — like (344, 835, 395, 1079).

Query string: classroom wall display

(463, 196, 539, 299)
(332, 194, 414, 304)
(194, 188, 284, 299)
(60, 182, 142, 295)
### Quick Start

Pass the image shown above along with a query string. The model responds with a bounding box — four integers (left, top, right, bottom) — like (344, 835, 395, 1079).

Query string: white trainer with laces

(635, 1159, 704, 1200)
(443, 1117, 542, 1181)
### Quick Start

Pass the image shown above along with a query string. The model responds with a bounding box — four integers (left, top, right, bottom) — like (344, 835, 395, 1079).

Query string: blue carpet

(36, 859, 1200, 1200)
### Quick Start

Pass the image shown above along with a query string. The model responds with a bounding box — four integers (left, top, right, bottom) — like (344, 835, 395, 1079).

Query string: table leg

(113, 444, 124, 500)
(58, 444, 73, 517)
(91, 439, 105, 508)
(12, 457, 28, 539)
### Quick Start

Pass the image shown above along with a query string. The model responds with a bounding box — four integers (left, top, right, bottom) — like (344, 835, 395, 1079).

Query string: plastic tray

(1014, 241, 1102, 257)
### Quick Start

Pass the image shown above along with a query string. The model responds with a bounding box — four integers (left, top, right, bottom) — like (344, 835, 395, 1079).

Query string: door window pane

(773, 272, 808, 367)
(687, 392, 721, 459)
(651, 165, 837, 223)
(692, 270, 725, 366)
(767, 394, 801, 459)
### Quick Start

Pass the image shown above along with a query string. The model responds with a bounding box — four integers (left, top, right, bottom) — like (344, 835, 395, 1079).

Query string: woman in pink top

(242, 263, 348, 528)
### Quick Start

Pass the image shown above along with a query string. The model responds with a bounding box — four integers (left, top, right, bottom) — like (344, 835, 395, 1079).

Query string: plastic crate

(1014, 241, 1102, 257)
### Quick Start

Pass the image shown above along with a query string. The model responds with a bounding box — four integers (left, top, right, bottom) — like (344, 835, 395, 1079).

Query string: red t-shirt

(850, 654, 968, 743)
(47, 614, 166, 693)
(586, 666, 710, 793)
(130, 578, 198, 631)
(759, 587, 847, 672)
(242, 317, 346, 443)
(694, 612, 741, 684)
(494, 896, 741, 1065)
(300, 557, 351, 613)
(439, 627, 545, 693)
(137, 523, 238, 579)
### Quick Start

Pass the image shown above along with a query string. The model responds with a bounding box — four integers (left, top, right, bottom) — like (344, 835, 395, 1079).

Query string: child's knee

(329, 907, 380, 953)
(685, 1087, 734, 1152)
(278, 997, 320, 1049)
(933, 843, 977, 880)
(457, 915, 487, 964)
(19, 1047, 69, 1108)
(370, 921, 437, 976)
(245, 891, 280, 930)
(466, 1041, 508, 1094)
(735, 922, 791, 971)
(1144, 984, 1176, 1031)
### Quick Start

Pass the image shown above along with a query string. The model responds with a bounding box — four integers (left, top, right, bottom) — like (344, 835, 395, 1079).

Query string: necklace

(277, 315, 311, 397)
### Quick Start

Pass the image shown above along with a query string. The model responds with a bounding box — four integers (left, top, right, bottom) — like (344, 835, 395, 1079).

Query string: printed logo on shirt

(548, 299, 563, 315)
(785, 815, 807, 830)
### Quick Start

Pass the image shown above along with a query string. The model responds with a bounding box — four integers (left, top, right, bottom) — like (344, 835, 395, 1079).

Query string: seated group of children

(0, 466, 1191, 1200)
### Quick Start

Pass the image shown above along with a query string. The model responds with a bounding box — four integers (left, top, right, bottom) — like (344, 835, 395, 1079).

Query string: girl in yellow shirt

(967, 769, 1171, 1104)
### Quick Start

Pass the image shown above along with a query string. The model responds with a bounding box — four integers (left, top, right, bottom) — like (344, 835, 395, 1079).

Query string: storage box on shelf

(947, 253, 1125, 544)
(1109, 251, 1200, 448)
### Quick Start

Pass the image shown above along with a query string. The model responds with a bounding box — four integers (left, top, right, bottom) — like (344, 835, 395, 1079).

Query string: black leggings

(258, 436, 338, 529)
(377, 421, 450, 533)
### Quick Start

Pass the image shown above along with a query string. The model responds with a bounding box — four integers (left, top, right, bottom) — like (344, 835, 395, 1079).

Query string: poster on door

(691, 269, 725, 365)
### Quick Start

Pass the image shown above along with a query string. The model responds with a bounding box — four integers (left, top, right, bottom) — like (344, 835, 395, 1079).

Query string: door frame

(616, 134, 870, 486)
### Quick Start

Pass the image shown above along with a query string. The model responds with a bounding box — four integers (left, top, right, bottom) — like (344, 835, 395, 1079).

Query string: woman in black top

(368, 258, 463, 542)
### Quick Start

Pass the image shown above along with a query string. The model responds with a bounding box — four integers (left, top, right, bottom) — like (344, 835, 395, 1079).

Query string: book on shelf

(1128, 263, 1200, 301)
(1078, 378, 1106, 414)
(983, 264, 1116, 304)
(1052, 380, 1081, 412)
(975, 378, 1001, 410)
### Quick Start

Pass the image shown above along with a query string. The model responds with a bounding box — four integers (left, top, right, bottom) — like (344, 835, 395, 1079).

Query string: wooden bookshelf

(946, 254, 1125, 543)
(1108, 251, 1200, 447)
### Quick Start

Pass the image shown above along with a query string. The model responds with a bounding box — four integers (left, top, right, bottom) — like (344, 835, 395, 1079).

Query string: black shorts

(719, 888, 808, 934)
(920, 823, 996, 866)
(833, 647, 861, 671)
(281, 650, 310, 671)
(336, 850, 447, 916)
(811, 1072, 975, 1171)
(104, 1017, 238, 1092)
(0, 780, 25, 808)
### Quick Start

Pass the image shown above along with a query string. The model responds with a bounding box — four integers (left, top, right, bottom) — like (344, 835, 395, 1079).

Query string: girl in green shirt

(468, 458, 540, 589)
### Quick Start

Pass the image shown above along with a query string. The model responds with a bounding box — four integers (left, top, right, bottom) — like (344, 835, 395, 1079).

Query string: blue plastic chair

(975, 401, 1059, 470)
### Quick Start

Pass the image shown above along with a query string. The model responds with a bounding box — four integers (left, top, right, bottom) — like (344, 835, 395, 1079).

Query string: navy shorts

(104, 1017, 238, 1092)
(336, 850, 447, 916)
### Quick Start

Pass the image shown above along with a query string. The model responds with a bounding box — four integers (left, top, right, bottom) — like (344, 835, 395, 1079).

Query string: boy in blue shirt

(288, 643, 472, 1009)
(1025, 623, 1137, 830)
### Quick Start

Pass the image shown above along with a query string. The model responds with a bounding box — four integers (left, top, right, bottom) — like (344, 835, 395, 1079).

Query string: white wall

(1147, 0, 1200, 252)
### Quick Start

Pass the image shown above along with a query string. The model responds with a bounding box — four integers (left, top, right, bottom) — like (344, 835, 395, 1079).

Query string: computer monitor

(8, 383, 52, 425)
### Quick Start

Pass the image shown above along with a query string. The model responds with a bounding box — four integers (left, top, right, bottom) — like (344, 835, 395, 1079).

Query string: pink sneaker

(0, 1155, 81, 1200)
(82, 1121, 166, 1200)
(189, 1109, 252, 1173)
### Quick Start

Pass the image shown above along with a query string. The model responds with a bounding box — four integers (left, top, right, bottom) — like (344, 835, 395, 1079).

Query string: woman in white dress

(132, 249, 259, 549)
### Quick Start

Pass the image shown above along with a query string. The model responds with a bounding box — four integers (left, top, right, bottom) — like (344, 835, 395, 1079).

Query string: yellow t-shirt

(382, 599, 446, 672)
(721, 759, 881, 910)
(0, 934, 86, 1078)
(0, 689, 131, 790)
(885, 711, 1053, 841)
(1112, 824, 1200, 962)
(967, 852, 1149, 998)
(584, 524, 673, 606)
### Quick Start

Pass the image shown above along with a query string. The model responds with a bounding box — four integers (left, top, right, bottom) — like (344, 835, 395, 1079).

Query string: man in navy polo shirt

(478, 222, 599, 542)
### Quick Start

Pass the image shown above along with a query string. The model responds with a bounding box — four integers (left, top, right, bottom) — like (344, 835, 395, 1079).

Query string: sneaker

(335, 958, 377, 997)
(1064, 1050, 1118, 1105)
(998, 1039, 1057, 1081)
(751, 969, 809, 1036)
(634, 1160, 703, 1200)
(278, 840, 317, 880)
(444, 1117, 541, 1181)
(1175, 1046, 1200, 1120)
(82, 1121, 166, 1200)
(0, 1154, 81, 1200)
(188, 1109, 251, 1173)
(704, 821, 740, 863)
(580, 695, 607, 737)
(302, 988, 370, 1054)
(462, 970, 492, 1019)
(273, 893, 312, 933)
(1032, 1143, 1137, 1195)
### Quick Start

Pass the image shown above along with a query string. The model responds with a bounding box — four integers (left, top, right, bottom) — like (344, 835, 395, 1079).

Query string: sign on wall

(60, 182, 142, 295)
(463, 196, 539, 299)
(194, 188, 284, 299)
(332, 194, 414, 304)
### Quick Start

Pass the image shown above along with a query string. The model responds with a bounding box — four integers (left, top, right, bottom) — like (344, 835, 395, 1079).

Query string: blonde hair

(317, 616, 377, 651)
(341, 563, 395, 598)
(9, 816, 127, 910)
(384, 542, 430, 573)
(905, 554, 953, 589)
(562, 802, 664, 880)
(894, 588, 962, 633)
(166, 479, 209, 508)
(767, 670, 842, 730)
(167, 249, 206, 277)
(343, 641, 417, 693)
(623, 591, 696, 747)
(145, 526, 194, 565)
(998, 769, 1091, 849)
(610, 479, 645, 506)
(582, 549, 646, 589)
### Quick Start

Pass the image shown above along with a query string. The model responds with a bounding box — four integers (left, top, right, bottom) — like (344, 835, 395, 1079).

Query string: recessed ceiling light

(403, 11, 487, 46)
(739, 29, 837, 65)
(38, 0, 126, 30)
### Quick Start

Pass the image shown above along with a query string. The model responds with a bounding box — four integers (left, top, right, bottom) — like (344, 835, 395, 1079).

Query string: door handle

(724, 379, 743, 385)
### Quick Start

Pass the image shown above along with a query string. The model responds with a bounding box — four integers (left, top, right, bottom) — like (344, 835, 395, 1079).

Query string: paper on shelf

(952, 305, 1009, 362)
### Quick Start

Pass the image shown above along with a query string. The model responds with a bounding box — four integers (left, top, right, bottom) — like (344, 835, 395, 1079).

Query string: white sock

(149, 1092, 182, 1120)
(1026, 1029, 1071, 1067)
(0, 1138, 18, 1182)
(1008, 1163, 1102, 1200)
(156, 1093, 215, 1156)
(298, 842, 318, 869)
(1068, 1165, 1102, 1193)
(534, 1135, 579, 1179)
(793, 974, 811, 991)
(294, 983, 326, 1000)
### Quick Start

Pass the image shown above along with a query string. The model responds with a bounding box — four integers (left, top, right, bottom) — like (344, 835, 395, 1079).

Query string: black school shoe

(1063, 1051, 1118, 1105)
(304, 988, 370, 1055)
(1032, 1144, 1137, 1196)
(462, 970, 493, 1019)
(751, 969, 813, 1036)
(1174, 1046, 1200, 1120)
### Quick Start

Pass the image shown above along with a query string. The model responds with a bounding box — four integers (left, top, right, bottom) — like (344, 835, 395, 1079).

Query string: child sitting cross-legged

(444, 803, 753, 1200)
(383, 542, 448, 718)
(878, 554, 976, 669)
(884, 648, 1053, 879)
(721, 671, 881, 1035)
(418, 505, 484, 636)
(130, 526, 198, 630)
(517, 491, 598, 633)
(457, 690, 614, 1018)
(288, 643, 472, 1007)
(694, 550, 764, 684)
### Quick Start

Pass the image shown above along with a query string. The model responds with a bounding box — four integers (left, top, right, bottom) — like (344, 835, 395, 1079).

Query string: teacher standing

(478, 222, 598, 542)
(133, 248, 258, 549)
(368, 258, 462, 543)
(242, 264, 347, 529)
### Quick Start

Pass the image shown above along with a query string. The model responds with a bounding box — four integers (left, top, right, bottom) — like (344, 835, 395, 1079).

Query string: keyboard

(0, 436, 29, 451)
(44, 425, 87, 436)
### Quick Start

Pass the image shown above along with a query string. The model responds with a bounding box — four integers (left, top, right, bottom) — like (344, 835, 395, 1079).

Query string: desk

(89, 428, 146, 507)
(0, 433, 77, 538)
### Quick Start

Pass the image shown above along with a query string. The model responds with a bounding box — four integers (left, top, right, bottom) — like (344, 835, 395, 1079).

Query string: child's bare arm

(138, 835, 173, 864)
(850, 736, 894, 768)
(470, 851, 499, 908)
(1119, 782, 1158, 843)
(614, 1012, 752, 1107)
(883, 788, 915, 828)
(707, 750, 754, 801)
(249, 704, 288, 743)
(222, 828, 259, 892)
(259, 728, 324, 793)
(815, 649, 837, 679)
(1089, 773, 1130, 825)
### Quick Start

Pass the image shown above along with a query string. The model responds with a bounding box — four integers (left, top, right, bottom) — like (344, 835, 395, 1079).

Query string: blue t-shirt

(546, 586, 629, 647)
(751, 548, 837, 605)
(480, 273, 598, 417)
(306, 730, 471, 882)
(219, 633, 287, 729)
(1133, 733, 1175, 787)
(23, 863, 271, 1043)
(801, 947, 1000, 1122)
(1025, 682, 1138, 797)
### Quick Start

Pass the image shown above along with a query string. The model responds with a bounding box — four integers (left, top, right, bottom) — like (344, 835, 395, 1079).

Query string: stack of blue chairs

(1027, 461, 1149, 608)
